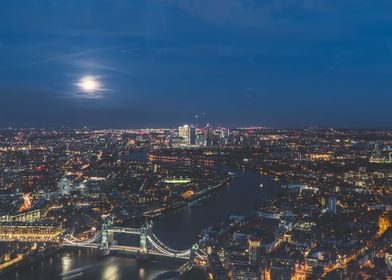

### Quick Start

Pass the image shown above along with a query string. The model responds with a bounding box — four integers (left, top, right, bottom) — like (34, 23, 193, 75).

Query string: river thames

(3, 154, 281, 280)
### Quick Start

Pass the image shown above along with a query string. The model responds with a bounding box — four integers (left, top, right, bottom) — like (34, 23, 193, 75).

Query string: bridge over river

(2, 160, 281, 279)
(0, 218, 207, 266)
(63, 219, 207, 262)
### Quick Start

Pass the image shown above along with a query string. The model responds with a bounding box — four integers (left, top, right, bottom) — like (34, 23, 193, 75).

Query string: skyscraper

(58, 176, 72, 196)
(248, 237, 261, 266)
(386, 249, 392, 272)
(205, 125, 212, 147)
(178, 125, 190, 143)
(189, 126, 196, 145)
(328, 196, 337, 214)
(179, 124, 196, 145)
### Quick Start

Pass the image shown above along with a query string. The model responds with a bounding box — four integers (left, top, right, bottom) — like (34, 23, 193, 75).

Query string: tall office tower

(168, 133, 173, 147)
(386, 249, 392, 272)
(178, 124, 190, 142)
(328, 196, 337, 214)
(189, 126, 196, 145)
(58, 176, 72, 196)
(248, 237, 261, 266)
(196, 133, 206, 146)
(205, 125, 212, 147)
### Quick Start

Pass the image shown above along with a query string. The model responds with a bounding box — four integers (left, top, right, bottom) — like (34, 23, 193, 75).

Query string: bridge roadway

(0, 223, 205, 262)
(63, 242, 198, 274)
(0, 223, 206, 274)
(62, 242, 190, 259)
(109, 227, 141, 234)
(62, 228, 193, 260)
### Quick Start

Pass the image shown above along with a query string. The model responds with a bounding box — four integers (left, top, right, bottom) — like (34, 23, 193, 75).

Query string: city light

(19, 193, 32, 212)
(0, 127, 391, 279)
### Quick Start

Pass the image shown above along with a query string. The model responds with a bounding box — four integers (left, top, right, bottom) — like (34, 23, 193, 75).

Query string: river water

(3, 152, 281, 280)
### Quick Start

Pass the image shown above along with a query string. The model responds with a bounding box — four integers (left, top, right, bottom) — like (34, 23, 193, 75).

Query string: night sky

(1, 1, 392, 128)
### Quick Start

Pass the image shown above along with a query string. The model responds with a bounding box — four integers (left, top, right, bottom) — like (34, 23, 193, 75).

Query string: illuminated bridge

(0, 219, 208, 265)
(62, 219, 208, 262)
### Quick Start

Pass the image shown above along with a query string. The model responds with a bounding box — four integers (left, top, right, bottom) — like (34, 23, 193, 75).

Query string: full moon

(77, 76, 101, 93)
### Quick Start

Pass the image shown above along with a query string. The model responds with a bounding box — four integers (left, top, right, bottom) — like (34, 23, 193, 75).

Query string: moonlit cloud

(74, 75, 106, 99)
(77, 76, 101, 93)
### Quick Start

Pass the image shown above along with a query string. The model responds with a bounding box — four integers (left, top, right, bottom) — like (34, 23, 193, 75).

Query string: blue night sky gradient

(0, 0, 392, 128)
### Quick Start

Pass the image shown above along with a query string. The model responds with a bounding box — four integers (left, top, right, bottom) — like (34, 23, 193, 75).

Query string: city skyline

(1, 1, 392, 128)
(0, 127, 391, 279)
(1, 2, 392, 279)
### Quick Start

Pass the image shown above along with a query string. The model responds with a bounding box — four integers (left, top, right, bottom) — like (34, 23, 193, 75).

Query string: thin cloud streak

(0, 45, 139, 72)
(67, 59, 134, 76)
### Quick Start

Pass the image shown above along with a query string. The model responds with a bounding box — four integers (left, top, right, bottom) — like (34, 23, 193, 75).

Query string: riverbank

(153, 169, 281, 249)
(0, 247, 58, 278)
(4, 152, 282, 280)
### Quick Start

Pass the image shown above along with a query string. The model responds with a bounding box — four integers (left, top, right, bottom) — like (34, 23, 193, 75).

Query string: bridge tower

(99, 215, 113, 256)
(100, 219, 109, 250)
(190, 243, 199, 263)
(140, 219, 152, 253)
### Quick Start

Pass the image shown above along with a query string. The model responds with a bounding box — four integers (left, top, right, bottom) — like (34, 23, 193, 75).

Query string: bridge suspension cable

(63, 232, 101, 246)
(150, 233, 191, 255)
(195, 249, 208, 260)
(147, 235, 190, 258)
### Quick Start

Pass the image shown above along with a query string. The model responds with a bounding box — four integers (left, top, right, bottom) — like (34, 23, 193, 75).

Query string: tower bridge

(62, 219, 207, 263)
(0, 219, 208, 272)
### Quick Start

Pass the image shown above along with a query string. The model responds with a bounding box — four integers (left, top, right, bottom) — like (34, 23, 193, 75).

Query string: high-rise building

(58, 176, 72, 196)
(178, 125, 190, 142)
(205, 125, 212, 147)
(248, 237, 261, 266)
(168, 133, 173, 147)
(189, 126, 196, 145)
(196, 133, 206, 146)
(328, 196, 337, 214)
(179, 124, 196, 145)
(385, 249, 392, 272)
